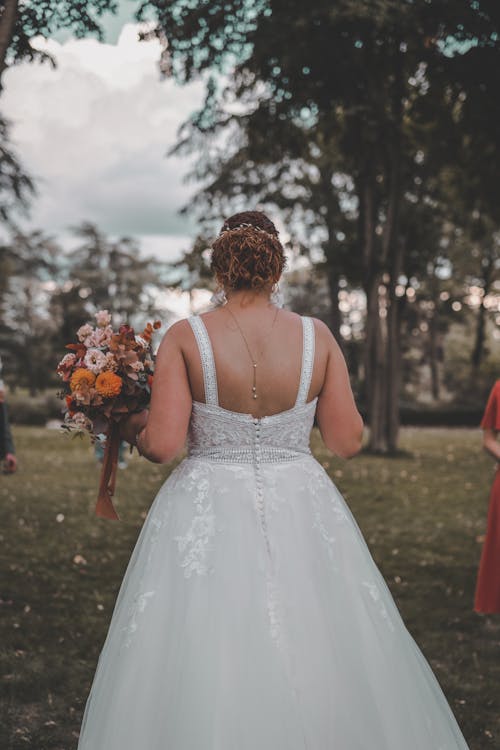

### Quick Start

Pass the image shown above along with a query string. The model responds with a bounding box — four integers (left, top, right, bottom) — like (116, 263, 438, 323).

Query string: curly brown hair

(210, 210, 286, 291)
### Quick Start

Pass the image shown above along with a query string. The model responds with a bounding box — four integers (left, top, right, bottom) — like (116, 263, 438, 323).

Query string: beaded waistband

(186, 446, 312, 464)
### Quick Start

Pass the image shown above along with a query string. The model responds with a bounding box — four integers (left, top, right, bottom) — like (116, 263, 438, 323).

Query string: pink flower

(84, 348, 107, 374)
(80, 325, 113, 348)
(77, 323, 94, 342)
(95, 309, 112, 327)
(104, 352, 118, 371)
(93, 325, 113, 346)
(57, 353, 76, 380)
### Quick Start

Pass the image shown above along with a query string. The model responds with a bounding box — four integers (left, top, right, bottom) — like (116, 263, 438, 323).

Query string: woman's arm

(483, 428, 500, 463)
(120, 320, 193, 463)
(314, 320, 364, 458)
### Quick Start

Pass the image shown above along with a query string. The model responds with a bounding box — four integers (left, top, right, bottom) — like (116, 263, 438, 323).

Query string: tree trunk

(386, 281, 402, 452)
(385, 165, 403, 453)
(326, 264, 342, 344)
(361, 174, 375, 411)
(359, 172, 389, 452)
(321, 164, 343, 346)
(366, 275, 388, 452)
(428, 312, 440, 400)
(0, 0, 19, 88)
(471, 254, 492, 371)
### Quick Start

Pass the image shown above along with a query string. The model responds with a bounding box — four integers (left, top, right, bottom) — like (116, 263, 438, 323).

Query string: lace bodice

(186, 314, 317, 464)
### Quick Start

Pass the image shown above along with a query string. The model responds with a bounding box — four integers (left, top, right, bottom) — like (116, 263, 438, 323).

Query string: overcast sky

(2, 3, 205, 262)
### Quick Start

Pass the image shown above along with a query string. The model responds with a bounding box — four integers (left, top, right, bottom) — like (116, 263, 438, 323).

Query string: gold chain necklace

(224, 305, 280, 399)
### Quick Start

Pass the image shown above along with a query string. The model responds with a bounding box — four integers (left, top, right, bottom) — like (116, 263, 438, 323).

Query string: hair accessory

(218, 223, 277, 240)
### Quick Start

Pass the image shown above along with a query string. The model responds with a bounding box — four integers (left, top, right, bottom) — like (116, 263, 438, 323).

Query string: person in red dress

(474, 379, 500, 614)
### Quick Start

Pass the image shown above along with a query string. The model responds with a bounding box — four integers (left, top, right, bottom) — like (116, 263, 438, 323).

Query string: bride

(77, 211, 470, 749)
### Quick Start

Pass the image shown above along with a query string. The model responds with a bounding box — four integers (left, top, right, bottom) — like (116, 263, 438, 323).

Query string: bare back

(142, 300, 363, 463)
(182, 307, 327, 418)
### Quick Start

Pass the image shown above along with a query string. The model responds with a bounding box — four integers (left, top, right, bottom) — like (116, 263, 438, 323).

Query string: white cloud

(2, 24, 206, 261)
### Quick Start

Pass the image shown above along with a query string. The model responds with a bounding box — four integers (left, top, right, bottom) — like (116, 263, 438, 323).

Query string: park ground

(0, 425, 499, 749)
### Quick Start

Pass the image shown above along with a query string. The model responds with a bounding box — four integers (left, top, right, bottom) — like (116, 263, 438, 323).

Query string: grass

(1, 425, 498, 749)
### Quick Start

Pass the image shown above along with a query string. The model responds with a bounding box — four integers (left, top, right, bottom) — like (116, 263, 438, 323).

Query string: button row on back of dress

(252, 415, 273, 559)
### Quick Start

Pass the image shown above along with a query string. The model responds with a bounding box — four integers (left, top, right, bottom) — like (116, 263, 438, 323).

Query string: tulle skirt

(77, 455, 470, 749)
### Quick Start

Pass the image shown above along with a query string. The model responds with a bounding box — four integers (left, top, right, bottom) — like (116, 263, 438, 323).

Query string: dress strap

(295, 316, 315, 407)
(188, 315, 219, 406)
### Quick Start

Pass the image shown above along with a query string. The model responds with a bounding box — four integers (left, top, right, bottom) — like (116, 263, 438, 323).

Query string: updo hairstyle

(210, 210, 286, 291)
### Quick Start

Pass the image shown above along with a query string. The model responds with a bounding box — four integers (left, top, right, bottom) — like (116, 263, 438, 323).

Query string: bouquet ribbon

(95, 421, 121, 520)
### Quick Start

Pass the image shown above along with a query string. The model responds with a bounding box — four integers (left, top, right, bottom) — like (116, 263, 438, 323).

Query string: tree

(0, 229, 59, 394)
(0, 1, 119, 227)
(0, 0, 118, 89)
(0, 115, 35, 223)
(138, 0, 500, 451)
(65, 221, 161, 326)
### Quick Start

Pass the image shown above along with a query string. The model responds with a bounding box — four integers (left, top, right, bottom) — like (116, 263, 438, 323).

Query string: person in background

(0, 356, 17, 474)
(474, 378, 500, 614)
(94, 433, 129, 469)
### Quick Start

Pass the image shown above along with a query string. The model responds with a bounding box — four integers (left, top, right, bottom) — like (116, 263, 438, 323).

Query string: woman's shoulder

(481, 378, 500, 430)
(484, 379, 500, 404)
(306, 316, 343, 355)
(163, 317, 196, 336)
(154, 317, 195, 356)
(488, 379, 500, 397)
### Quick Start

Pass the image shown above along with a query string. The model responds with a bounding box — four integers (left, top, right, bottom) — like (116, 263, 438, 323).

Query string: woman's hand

(119, 409, 149, 446)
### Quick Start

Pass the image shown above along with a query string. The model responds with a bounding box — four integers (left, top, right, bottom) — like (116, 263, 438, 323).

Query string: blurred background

(0, 1, 499, 749)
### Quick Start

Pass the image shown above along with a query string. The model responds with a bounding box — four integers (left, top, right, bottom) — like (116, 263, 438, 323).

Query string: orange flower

(70, 368, 96, 391)
(95, 371, 122, 398)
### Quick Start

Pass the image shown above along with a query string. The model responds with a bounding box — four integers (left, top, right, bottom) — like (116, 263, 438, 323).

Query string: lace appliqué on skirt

(173, 462, 222, 578)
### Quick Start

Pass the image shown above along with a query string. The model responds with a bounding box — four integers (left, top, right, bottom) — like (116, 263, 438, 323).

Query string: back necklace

(224, 304, 280, 399)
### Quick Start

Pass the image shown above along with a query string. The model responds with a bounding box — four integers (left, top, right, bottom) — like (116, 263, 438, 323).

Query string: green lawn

(1, 426, 498, 749)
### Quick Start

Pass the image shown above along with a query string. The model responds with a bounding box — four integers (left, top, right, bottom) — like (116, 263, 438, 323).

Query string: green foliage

(0, 222, 170, 394)
(0, 117, 35, 224)
(137, 0, 500, 450)
(1, 1, 119, 76)
(0, 229, 60, 395)
(64, 221, 161, 325)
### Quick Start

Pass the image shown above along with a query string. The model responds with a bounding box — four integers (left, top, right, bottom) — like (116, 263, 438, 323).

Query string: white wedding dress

(77, 314, 470, 749)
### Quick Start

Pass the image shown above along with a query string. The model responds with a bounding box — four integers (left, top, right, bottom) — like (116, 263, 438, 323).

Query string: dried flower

(57, 353, 77, 380)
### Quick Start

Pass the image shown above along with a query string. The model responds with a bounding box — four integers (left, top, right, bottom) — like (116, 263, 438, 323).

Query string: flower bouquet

(57, 310, 161, 520)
